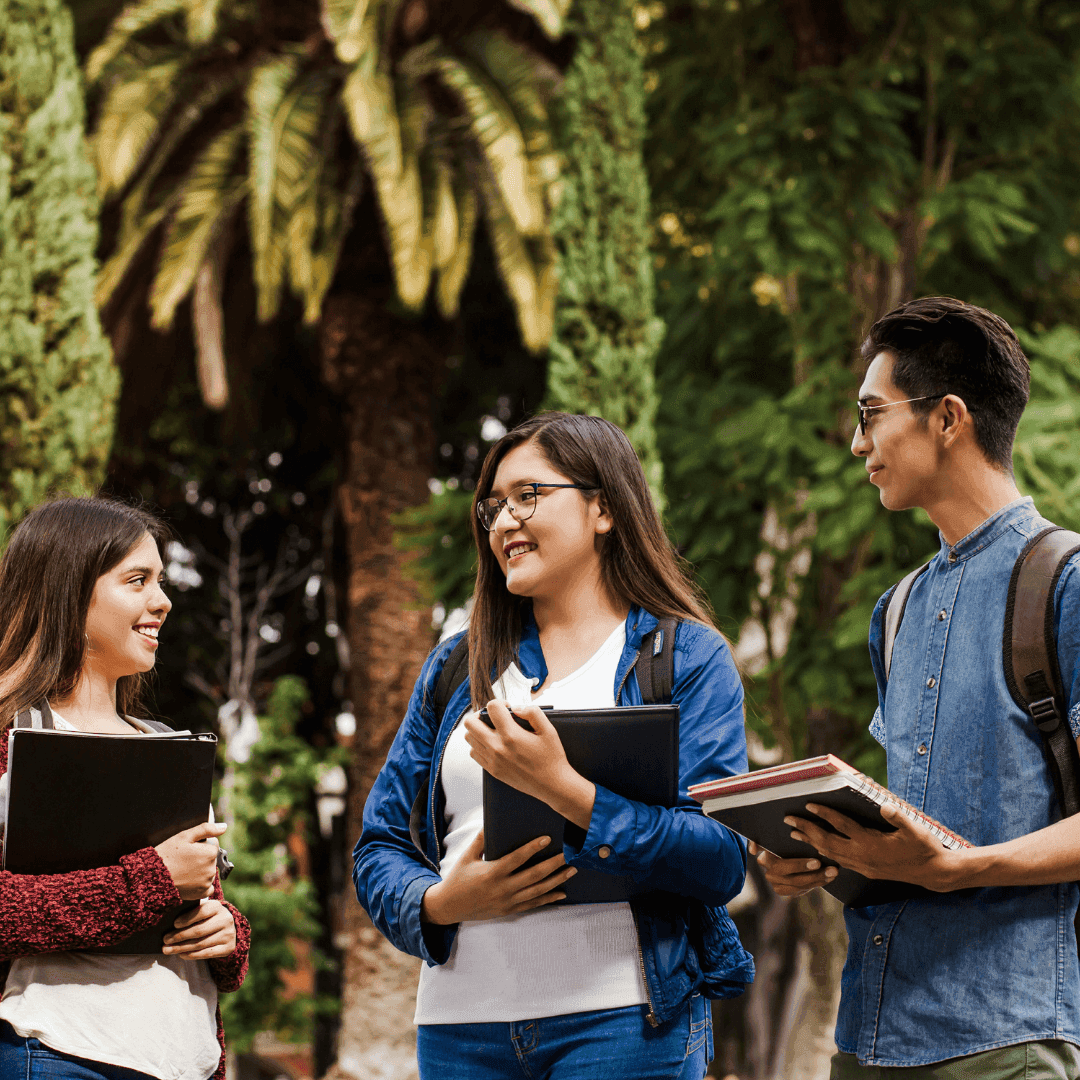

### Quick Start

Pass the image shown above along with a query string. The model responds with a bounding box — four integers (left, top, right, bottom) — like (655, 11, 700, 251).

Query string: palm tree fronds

(504, 0, 573, 39)
(186, 0, 224, 45)
(86, 0, 187, 83)
(436, 178, 477, 319)
(462, 30, 561, 201)
(95, 199, 174, 309)
(423, 47, 545, 237)
(320, 0, 371, 63)
(149, 123, 245, 330)
(246, 53, 327, 321)
(432, 160, 458, 269)
(117, 68, 242, 240)
(342, 53, 428, 308)
(478, 169, 554, 350)
(94, 57, 183, 198)
(304, 160, 364, 323)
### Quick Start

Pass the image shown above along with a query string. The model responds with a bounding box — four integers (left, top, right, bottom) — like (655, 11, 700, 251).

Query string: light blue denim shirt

(837, 497, 1080, 1066)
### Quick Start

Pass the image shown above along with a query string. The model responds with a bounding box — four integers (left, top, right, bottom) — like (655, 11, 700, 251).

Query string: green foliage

(546, 0, 665, 499)
(645, 0, 1080, 776)
(395, 485, 477, 617)
(220, 675, 348, 1050)
(1015, 326, 1080, 533)
(0, 0, 116, 541)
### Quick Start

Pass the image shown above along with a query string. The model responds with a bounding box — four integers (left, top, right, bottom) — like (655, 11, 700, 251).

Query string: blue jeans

(0, 1021, 156, 1080)
(416, 995, 712, 1080)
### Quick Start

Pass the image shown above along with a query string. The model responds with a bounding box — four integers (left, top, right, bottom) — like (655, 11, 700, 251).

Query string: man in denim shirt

(757, 297, 1080, 1078)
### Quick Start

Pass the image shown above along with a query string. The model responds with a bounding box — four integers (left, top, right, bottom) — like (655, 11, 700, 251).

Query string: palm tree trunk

(319, 293, 441, 1080)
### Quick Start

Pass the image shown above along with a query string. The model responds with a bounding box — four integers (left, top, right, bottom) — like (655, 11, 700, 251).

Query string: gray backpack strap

(883, 564, 930, 680)
(1005, 526, 1080, 818)
(14, 702, 54, 729)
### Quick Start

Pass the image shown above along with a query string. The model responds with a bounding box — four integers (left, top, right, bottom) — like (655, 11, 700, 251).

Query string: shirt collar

(939, 495, 1036, 564)
(513, 602, 654, 683)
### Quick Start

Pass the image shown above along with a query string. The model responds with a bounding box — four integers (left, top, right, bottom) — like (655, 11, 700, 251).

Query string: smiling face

(851, 351, 947, 511)
(487, 439, 612, 603)
(83, 531, 172, 683)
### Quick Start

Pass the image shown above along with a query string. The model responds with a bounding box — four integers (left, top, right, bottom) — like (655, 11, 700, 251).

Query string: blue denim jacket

(353, 605, 755, 1023)
(837, 498, 1080, 1065)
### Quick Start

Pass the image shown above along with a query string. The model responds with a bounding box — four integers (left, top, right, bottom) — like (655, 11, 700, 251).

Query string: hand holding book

(771, 799, 969, 897)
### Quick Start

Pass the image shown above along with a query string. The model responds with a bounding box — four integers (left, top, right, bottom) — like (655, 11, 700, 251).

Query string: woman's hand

(464, 701, 596, 829)
(155, 821, 228, 899)
(421, 830, 577, 924)
(162, 898, 237, 959)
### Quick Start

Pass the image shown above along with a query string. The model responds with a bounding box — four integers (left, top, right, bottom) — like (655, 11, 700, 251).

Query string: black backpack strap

(883, 564, 930, 680)
(634, 617, 678, 705)
(1005, 525, 1080, 818)
(433, 635, 470, 723)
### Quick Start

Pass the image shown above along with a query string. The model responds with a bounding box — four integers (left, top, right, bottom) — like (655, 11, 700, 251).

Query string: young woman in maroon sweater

(0, 497, 250, 1080)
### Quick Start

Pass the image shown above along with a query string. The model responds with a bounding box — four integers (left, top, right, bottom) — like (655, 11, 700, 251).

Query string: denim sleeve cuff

(869, 706, 887, 749)
(1068, 701, 1080, 740)
(400, 873, 457, 966)
(563, 783, 638, 873)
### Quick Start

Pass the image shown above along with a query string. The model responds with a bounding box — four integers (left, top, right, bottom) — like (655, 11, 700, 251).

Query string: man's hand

(784, 801, 965, 891)
(421, 830, 576, 924)
(163, 898, 237, 959)
(155, 821, 227, 899)
(464, 701, 596, 829)
(749, 842, 838, 898)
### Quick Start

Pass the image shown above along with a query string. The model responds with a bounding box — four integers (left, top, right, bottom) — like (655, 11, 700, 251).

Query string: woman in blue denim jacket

(354, 413, 754, 1079)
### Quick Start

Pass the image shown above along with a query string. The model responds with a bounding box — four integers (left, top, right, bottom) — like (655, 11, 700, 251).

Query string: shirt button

(927, 677, 936, 688)
(598, 846, 611, 859)
(948, 552, 957, 563)
(917, 743, 928, 755)
(937, 610, 947, 621)
(873, 934, 884, 946)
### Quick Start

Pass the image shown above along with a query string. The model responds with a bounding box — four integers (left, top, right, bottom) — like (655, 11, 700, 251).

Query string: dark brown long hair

(466, 412, 716, 707)
(0, 496, 173, 728)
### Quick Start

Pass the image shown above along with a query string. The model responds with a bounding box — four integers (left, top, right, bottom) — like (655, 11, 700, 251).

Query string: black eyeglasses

(476, 482, 596, 531)
(856, 394, 946, 436)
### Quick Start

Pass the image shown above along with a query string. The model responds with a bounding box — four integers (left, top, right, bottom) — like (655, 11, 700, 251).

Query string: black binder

(481, 704, 679, 904)
(3, 727, 218, 953)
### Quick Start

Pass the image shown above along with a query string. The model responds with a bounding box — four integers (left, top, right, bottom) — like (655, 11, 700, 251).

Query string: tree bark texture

(319, 293, 441, 1080)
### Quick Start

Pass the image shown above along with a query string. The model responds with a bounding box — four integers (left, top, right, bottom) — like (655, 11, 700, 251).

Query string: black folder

(3, 727, 218, 953)
(481, 704, 679, 904)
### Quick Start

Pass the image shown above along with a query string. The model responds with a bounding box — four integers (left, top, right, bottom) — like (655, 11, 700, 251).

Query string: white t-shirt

(0, 710, 221, 1080)
(414, 621, 648, 1024)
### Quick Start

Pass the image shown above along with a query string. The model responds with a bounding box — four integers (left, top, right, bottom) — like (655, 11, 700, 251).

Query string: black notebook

(689, 755, 970, 907)
(481, 704, 680, 904)
(3, 727, 219, 953)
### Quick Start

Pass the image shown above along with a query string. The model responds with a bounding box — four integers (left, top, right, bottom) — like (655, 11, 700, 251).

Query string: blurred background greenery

(4, 0, 1080, 1076)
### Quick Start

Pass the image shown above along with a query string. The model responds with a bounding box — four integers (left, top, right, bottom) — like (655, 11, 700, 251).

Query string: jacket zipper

(630, 905, 660, 1027)
(430, 705, 470, 864)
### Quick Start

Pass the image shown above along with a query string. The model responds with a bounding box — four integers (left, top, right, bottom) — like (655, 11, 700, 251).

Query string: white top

(0, 710, 221, 1080)
(414, 621, 648, 1024)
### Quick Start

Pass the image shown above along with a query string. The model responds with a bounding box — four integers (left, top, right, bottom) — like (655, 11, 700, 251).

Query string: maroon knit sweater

(0, 736, 251, 1080)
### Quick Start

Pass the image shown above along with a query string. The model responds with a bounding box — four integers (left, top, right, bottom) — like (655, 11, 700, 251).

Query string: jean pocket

(686, 993, 709, 1057)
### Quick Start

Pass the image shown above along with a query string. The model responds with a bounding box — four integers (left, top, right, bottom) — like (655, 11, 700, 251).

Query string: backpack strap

(432, 634, 471, 723)
(13, 702, 55, 730)
(634, 617, 678, 705)
(883, 564, 930, 680)
(1005, 526, 1080, 818)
